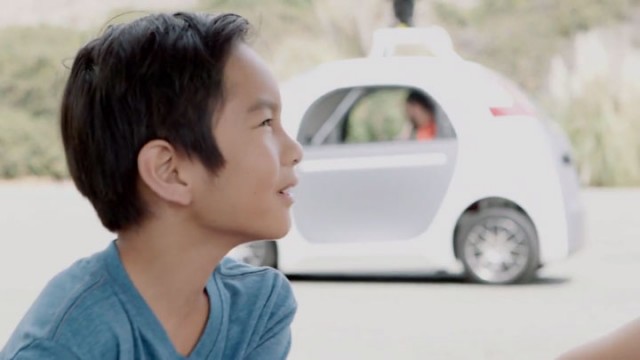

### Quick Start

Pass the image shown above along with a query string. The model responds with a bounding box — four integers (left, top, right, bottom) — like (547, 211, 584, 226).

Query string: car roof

(279, 27, 542, 134)
(281, 25, 532, 115)
(285, 56, 479, 89)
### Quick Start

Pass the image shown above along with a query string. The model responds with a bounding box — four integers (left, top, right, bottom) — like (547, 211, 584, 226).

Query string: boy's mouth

(277, 180, 298, 203)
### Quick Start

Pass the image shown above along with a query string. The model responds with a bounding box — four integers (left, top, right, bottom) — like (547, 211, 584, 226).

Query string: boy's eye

(260, 119, 273, 127)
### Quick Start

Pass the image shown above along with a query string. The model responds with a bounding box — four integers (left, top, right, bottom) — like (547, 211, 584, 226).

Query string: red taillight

(490, 104, 535, 117)
(488, 71, 538, 118)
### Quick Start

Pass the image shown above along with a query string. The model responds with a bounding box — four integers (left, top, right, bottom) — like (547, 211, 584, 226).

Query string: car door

(293, 86, 458, 245)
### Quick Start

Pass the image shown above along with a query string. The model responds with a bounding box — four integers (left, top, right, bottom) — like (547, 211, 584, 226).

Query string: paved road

(1, 182, 639, 359)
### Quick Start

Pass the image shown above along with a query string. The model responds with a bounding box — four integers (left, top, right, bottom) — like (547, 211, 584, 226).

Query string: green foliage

(433, 0, 640, 93)
(0, 26, 85, 179)
(196, 0, 339, 79)
(550, 82, 640, 187)
(207, 0, 312, 8)
(0, 107, 67, 179)
(0, 26, 84, 118)
(346, 90, 407, 143)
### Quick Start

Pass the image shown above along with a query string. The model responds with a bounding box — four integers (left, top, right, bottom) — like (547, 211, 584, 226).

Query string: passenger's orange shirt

(416, 122, 436, 141)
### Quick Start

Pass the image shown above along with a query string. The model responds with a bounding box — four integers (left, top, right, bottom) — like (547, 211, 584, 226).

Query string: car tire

(456, 208, 539, 284)
(241, 240, 278, 268)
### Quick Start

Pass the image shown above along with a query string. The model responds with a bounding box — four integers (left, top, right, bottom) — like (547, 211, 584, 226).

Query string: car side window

(344, 89, 408, 144)
(298, 86, 455, 146)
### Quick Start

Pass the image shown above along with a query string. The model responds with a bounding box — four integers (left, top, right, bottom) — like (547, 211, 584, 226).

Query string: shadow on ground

(287, 273, 570, 286)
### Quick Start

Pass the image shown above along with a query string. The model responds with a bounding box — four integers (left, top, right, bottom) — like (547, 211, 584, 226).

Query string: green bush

(346, 90, 407, 143)
(0, 106, 67, 179)
(549, 81, 640, 187)
(0, 26, 85, 118)
(434, 0, 640, 93)
(0, 26, 86, 179)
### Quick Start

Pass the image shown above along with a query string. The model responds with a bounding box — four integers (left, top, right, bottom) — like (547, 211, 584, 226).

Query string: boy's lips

(277, 179, 298, 204)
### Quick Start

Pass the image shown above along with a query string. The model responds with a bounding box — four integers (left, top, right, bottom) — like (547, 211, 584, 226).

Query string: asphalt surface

(1, 182, 639, 359)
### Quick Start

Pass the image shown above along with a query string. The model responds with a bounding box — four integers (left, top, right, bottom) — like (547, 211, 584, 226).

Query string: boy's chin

(252, 218, 291, 241)
(259, 225, 291, 241)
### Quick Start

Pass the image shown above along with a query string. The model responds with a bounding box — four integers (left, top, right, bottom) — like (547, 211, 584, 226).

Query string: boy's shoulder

(217, 256, 294, 302)
(217, 256, 280, 277)
(216, 256, 292, 295)
(214, 257, 297, 357)
(2, 248, 129, 360)
(216, 256, 296, 317)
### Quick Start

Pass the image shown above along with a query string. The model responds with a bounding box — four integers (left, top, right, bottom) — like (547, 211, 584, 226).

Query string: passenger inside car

(403, 90, 438, 141)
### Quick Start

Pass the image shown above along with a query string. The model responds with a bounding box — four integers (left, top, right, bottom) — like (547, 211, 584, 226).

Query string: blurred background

(1, 0, 640, 359)
(2, 0, 640, 185)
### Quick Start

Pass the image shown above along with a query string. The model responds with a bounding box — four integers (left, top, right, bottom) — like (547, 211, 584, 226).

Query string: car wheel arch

(453, 197, 538, 260)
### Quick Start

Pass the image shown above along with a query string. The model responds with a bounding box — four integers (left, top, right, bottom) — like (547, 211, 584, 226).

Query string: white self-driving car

(231, 27, 584, 284)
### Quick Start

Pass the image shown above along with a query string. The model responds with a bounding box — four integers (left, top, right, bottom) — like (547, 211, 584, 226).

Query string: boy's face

(189, 43, 303, 242)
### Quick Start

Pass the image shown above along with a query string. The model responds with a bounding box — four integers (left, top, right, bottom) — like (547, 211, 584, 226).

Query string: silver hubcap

(463, 217, 530, 283)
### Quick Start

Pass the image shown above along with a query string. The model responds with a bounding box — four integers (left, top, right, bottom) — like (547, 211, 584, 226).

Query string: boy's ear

(137, 140, 192, 206)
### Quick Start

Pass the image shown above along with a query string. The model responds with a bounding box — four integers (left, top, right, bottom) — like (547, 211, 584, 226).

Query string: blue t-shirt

(1, 242, 296, 359)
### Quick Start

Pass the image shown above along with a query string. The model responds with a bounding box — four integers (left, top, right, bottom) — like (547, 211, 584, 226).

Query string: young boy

(1, 12, 302, 359)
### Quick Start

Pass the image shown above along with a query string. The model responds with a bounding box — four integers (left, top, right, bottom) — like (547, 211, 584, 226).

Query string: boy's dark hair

(61, 12, 250, 232)
(406, 89, 435, 112)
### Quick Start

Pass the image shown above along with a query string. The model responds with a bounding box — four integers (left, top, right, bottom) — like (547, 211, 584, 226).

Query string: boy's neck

(116, 219, 238, 354)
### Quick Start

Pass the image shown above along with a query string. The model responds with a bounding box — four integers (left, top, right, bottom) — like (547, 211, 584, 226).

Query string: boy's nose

(283, 132, 303, 167)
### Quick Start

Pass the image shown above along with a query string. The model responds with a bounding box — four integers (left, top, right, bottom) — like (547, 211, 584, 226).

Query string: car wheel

(237, 240, 278, 268)
(456, 208, 539, 284)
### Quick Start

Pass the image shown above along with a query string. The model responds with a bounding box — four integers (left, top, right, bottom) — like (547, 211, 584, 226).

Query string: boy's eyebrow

(247, 97, 279, 113)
